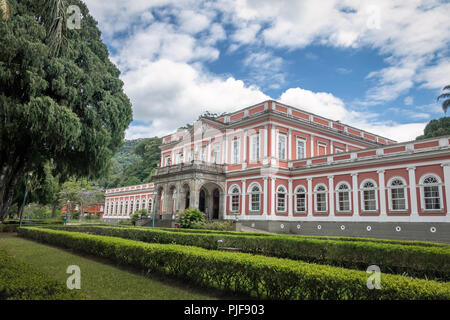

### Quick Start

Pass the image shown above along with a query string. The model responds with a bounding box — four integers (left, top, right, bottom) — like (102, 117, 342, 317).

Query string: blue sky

(84, 0, 450, 142)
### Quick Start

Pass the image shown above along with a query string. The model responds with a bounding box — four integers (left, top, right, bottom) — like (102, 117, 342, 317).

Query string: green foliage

(416, 117, 450, 140)
(191, 220, 235, 231)
(129, 209, 148, 225)
(178, 207, 205, 228)
(46, 225, 450, 281)
(23, 203, 51, 219)
(0, 0, 132, 221)
(0, 248, 81, 299)
(18, 227, 450, 300)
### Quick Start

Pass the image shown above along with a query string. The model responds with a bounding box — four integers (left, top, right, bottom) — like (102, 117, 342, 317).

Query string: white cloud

(404, 96, 414, 106)
(122, 59, 270, 137)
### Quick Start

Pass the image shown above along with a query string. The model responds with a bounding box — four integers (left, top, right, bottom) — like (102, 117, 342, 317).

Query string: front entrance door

(185, 191, 190, 209)
(212, 189, 220, 219)
(199, 189, 206, 213)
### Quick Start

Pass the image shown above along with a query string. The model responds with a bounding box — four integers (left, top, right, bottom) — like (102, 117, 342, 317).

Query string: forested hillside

(100, 137, 162, 188)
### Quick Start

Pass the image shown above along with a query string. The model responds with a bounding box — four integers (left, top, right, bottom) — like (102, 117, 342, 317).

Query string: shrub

(178, 207, 205, 228)
(42, 225, 450, 280)
(18, 227, 450, 300)
(0, 248, 82, 300)
(191, 220, 235, 231)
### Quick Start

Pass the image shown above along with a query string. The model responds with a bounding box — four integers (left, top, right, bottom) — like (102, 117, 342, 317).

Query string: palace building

(103, 100, 450, 242)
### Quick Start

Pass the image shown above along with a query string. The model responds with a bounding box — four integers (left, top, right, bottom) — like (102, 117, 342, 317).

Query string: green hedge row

(47, 225, 450, 280)
(18, 226, 450, 300)
(0, 248, 82, 300)
(3, 219, 64, 225)
(159, 227, 449, 248)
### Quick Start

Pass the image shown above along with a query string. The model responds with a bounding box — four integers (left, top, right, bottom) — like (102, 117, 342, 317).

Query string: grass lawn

(0, 233, 217, 300)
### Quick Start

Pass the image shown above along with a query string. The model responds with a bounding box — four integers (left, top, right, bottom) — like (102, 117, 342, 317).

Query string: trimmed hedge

(45, 225, 450, 280)
(18, 226, 450, 300)
(0, 248, 82, 300)
(3, 219, 64, 225)
(159, 227, 449, 248)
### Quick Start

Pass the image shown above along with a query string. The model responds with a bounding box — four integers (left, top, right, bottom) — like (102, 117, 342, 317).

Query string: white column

(264, 125, 268, 159)
(351, 173, 359, 216)
(223, 192, 227, 217)
(377, 169, 386, 216)
(307, 178, 313, 216)
(243, 130, 247, 169)
(288, 128, 292, 161)
(271, 177, 275, 215)
(263, 177, 268, 215)
(223, 133, 228, 164)
(271, 126, 276, 160)
(242, 179, 246, 215)
(441, 162, 450, 215)
(207, 139, 212, 163)
(310, 134, 314, 158)
(288, 179, 293, 216)
(328, 176, 334, 216)
(407, 166, 418, 217)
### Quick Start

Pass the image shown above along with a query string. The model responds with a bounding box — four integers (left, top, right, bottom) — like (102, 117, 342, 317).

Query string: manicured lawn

(0, 233, 216, 300)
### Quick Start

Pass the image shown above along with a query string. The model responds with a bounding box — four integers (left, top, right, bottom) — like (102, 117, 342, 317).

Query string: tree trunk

(0, 161, 25, 222)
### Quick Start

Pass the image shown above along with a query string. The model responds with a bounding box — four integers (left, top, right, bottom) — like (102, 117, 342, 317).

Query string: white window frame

(277, 133, 287, 161)
(314, 184, 328, 213)
(360, 179, 378, 213)
(419, 174, 444, 212)
(276, 185, 287, 212)
(317, 142, 327, 156)
(148, 199, 153, 212)
(294, 185, 307, 213)
(250, 134, 260, 162)
(228, 184, 241, 212)
(387, 176, 408, 212)
(248, 182, 262, 212)
(296, 138, 306, 160)
(212, 143, 220, 164)
(335, 182, 352, 213)
(231, 138, 240, 164)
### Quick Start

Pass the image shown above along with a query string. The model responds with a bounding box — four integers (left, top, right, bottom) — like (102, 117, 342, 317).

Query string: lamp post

(19, 172, 32, 227)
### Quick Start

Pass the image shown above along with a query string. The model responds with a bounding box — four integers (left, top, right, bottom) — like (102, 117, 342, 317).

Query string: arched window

(276, 185, 287, 212)
(124, 201, 128, 215)
(420, 175, 442, 210)
(388, 178, 407, 211)
(142, 199, 146, 210)
(361, 180, 377, 212)
(314, 184, 328, 213)
(115, 202, 118, 215)
(229, 185, 240, 212)
(336, 183, 351, 212)
(295, 186, 307, 213)
(136, 199, 140, 211)
(130, 200, 134, 213)
(119, 201, 123, 215)
(249, 184, 261, 212)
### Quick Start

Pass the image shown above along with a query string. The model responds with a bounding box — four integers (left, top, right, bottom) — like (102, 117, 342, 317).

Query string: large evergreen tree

(0, 0, 133, 221)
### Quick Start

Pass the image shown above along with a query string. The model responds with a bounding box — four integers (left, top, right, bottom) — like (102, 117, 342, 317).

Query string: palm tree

(0, 0, 10, 21)
(437, 85, 450, 114)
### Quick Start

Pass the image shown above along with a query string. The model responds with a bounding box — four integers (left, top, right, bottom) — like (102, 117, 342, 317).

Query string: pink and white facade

(103, 183, 155, 220)
(105, 100, 450, 241)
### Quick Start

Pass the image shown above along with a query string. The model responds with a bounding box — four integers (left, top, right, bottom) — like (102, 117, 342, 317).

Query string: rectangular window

(201, 147, 206, 162)
(316, 193, 327, 212)
(391, 188, 406, 210)
(296, 139, 305, 159)
(296, 193, 306, 212)
(231, 195, 239, 211)
(278, 134, 286, 160)
(232, 138, 240, 164)
(338, 192, 350, 211)
(250, 135, 260, 162)
(335, 148, 344, 154)
(212, 144, 220, 163)
(318, 143, 327, 156)
(165, 156, 171, 166)
(424, 186, 441, 210)
(363, 190, 376, 211)
(251, 194, 260, 211)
